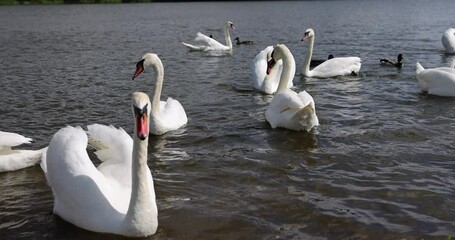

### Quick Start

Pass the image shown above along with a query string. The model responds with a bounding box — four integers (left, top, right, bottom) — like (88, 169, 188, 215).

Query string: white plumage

(182, 21, 235, 52)
(41, 92, 158, 237)
(442, 28, 455, 54)
(0, 131, 46, 172)
(265, 44, 319, 131)
(252, 46, 294, 94)
(301, 28, 361, 78)
(416, 62, 455, 97)
(133, 53, 188, 135)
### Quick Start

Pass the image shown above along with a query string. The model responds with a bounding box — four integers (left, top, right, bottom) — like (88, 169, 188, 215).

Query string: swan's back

(182, 32, 229, 51)
(311, 57, 361, 78)
(44, 126, 125, 234)
(266, 89, 318, 131)
(416, 63, 455, 97)
(442, 28, 455, 54)
(0, 131, 32, 149)
(0, 131, 45, 172)
(150, 98, 188, 135)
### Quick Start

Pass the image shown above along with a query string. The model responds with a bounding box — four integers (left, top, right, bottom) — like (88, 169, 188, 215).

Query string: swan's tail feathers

(40, 147, 51, 185)
(181, 42, 203, 51)
(295, 104, 319, 132)
(416, 62, 425, 74)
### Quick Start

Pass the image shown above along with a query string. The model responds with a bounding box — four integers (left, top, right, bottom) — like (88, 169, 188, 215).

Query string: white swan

(442, 28, 455, 54)
(0, 131, 46, 172)
(252, 46, 294, 94)
(265, 44, 319, 131)
(133, 53, 188, 135)
(41, 92, 158, 237)
(416, 62, 455, 97)
(301, 28, 361, 78)
(182, 21, 235, 52)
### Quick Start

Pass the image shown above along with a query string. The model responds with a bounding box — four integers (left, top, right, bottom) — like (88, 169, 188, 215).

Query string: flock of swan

(2, 21, 455, 237)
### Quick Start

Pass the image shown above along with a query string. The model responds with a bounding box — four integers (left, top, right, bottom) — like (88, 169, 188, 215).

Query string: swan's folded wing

(252, 46, 274, 85)
(314, 57, 361, 77)
(160, 98, 188, 128)
(0, 131, 32, 148)
(194, 32, 226, 50)
(418, 69, 455, 97)
(45, 126, 109, 194)
(87, 124, 133, 164)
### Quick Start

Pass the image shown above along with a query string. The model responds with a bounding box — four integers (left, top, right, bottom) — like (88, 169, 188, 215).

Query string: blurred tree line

(0, 0, 156, 4)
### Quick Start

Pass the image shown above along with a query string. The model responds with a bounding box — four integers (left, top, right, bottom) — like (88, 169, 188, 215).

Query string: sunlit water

(0, 1, 454, 239)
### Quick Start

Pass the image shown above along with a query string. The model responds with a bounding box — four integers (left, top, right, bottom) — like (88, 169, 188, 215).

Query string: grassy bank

(0, 0, 152, 5)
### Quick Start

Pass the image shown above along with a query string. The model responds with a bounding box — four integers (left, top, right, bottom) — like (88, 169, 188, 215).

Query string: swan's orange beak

(136, 113, 148, 140)
(132, 59, 145, 80)
(132, 65, 144, 80)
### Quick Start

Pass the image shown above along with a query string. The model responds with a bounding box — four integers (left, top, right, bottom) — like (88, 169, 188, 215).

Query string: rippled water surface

(1, 1, 455, 239)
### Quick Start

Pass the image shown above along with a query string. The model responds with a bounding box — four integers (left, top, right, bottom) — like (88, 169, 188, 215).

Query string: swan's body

(301, 28, 361, 78)
(234, 37, 253, 45)
(133, 53, 187, 135)
(252, 46, 294, 94)
(416, 62, 455, 97)
(182, 21, 235, 52)
(0, 131, 46, 172)
(380, 54, 403, 68)
(41, 92, 158, 237)
(265, 44, 319, 131)
(442, 28, 455, 54)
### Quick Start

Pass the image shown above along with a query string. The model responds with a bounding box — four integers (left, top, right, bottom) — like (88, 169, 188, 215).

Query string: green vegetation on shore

(0, 0, 153, 5)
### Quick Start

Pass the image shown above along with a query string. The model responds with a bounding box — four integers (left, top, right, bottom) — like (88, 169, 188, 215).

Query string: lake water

(1, 1, 454, 239)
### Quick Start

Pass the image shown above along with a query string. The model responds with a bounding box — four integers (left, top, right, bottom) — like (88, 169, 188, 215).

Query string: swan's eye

(136, 59, 145, 68)
(134, 103, 148, 116)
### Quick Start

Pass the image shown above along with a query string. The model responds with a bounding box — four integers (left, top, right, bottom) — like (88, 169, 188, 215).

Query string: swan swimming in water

(300, 28, 361, 78)
(416, 62, 455, 97)
(0, 131, 46, 172)
(41, 92, 158, 237)
(133, 53, 188, 135)
(265, 44, 319, 131)
(252, 45, 294, 94)
(442, 28, 455, 54)
(182, 21, 235, 52)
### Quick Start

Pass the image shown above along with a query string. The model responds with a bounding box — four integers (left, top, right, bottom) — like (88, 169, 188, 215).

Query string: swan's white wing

(0, 148, 46, 172)
(44, 126, 125, 233)
(182, 42, 206, 51)
(150, 98, 187, 135)
(182, 32, 228, 51)
(252, 46, 285, 94)
(252, 46, 293, 94)
(312, 57, 361, 78)
(266, 89, 317, 131)
(0, 131, 45, 172)
(194, 32, 227, 50)
(417, 68, 455, 97)
(0, 131, 32, 148)
(442, 28, 455, 54)
(252, 46, 274, 90)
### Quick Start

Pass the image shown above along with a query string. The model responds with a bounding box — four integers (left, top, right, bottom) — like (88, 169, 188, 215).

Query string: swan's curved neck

(276, 49, 295, 93)
(224, 25, 232, 50)
(302, 36, 314, 76)
(151, 60, 164, 115)
(123, 134, 157, 234)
